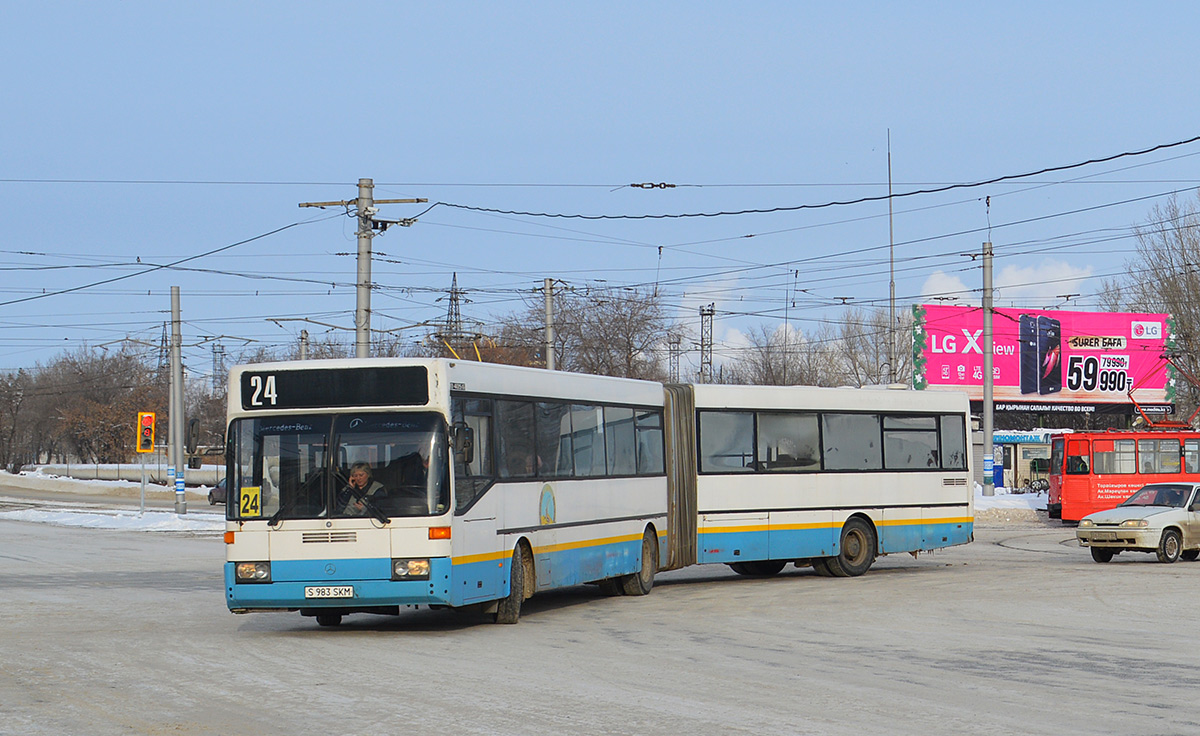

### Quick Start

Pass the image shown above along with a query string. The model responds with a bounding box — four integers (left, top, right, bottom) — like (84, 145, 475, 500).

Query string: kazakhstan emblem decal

(539, 484, 556, 526)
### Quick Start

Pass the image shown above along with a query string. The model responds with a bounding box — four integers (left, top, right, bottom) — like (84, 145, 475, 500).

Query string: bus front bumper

(225, 557, 452, 611)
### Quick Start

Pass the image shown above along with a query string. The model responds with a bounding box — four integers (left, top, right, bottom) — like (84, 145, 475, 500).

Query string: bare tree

(489, 286, 676, 379)
(1107, 191, 1200, 417)
(835, 307, 912, 387)
(45, 346, 166, 463)
(723, 323, 839, 386)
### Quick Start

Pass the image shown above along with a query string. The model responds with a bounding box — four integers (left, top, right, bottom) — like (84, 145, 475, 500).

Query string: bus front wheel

(824, 518, 877, 577)
(495, 545, 529, 624)
(315, 613, 342, 627)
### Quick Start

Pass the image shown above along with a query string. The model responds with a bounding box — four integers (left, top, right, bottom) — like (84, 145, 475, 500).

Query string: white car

(1076, 483, 1200, 564)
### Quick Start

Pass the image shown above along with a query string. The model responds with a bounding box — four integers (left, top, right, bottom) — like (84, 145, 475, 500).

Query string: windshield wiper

(267, 496, 296, 527)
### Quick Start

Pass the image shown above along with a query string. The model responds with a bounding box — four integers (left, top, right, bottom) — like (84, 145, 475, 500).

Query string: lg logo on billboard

(1131, 321, 1162, 340)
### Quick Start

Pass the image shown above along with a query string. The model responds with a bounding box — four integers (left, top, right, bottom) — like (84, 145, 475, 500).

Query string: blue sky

(2, 3, 1198, 380)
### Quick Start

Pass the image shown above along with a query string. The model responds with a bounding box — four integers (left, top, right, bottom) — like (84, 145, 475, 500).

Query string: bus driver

(339, 462, 385, 516)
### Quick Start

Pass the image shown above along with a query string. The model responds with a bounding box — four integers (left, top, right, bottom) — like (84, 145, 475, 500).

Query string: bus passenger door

(455, 510, 502, 605)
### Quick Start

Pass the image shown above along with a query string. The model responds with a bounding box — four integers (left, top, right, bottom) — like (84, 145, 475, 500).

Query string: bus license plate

(305, 586, 354, 599)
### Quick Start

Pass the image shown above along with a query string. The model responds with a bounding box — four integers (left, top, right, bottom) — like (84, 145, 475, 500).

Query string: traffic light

(136, 411, 155, 453)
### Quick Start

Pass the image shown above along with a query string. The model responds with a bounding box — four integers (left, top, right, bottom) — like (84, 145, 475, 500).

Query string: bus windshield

(227, 412, 450, 522)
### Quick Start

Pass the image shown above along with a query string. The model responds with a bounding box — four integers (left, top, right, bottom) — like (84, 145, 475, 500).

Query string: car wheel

(208, 491, 215, 505)
(1090, 547, 1114, 563)
(1156, 529, 1182, 564)
(1182, 549, 1199, 562)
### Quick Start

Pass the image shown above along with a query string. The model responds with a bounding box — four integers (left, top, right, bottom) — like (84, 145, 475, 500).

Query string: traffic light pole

(139, 453, 146, 516)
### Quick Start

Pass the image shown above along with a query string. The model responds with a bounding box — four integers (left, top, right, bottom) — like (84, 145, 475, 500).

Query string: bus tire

(1090, 547, 1114, 563)
(315, 613, 342, 627)
(620, 529, 657, 596)
(1182, 549, 1200, 562)
(729, 560, 786, 577)
(597, 579, 623, 596)
(1156, 529, 1182, 564)
(824, 518, 877, 577)
(495, 545, 528, 624)
(811, 558, 834, 576)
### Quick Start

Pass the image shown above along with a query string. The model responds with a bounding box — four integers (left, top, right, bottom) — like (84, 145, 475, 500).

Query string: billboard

(912, 305, 1175, 412)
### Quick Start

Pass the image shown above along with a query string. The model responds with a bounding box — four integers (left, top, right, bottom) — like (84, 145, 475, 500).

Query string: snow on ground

(0, 469, 224, 534)
(0, 505, 224, 533)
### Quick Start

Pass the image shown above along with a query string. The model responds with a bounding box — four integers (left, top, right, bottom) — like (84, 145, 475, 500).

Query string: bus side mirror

(453, 423, 474, 465)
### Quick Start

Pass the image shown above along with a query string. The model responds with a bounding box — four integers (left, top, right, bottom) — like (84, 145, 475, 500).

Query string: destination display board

(239, 366, 429, 410)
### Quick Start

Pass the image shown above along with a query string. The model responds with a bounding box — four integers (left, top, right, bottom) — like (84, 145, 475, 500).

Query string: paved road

(1, 499, 1196, 735)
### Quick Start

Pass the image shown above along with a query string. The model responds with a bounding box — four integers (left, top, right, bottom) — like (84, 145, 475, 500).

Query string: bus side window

(1186, 440, 1200, 474)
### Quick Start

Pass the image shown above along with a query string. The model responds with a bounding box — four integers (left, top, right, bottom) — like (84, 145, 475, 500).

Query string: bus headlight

(235, 562, 271, 583)
(392, 558, 430, 580)
(1119, 519, 1149, 528)
(1078, 519, 1094, 528)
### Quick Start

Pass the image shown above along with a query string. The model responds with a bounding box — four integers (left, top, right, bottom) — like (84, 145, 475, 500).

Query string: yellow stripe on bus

(453, 530, 663, 566)
(699, 517, 975, 535)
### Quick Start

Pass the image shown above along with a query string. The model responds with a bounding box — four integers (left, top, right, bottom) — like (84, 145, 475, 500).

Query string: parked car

(208, 477, 227, 506)
(1076, 483, 1200, 563)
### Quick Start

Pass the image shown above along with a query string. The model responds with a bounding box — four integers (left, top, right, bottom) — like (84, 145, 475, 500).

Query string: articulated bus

(223, 358, 973, 626)
(1048, 430, 1200, 522)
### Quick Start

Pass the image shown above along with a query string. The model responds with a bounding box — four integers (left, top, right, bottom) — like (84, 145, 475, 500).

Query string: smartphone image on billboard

(1019, 314, 1039, 394)
(1038, 315, 1062, 395)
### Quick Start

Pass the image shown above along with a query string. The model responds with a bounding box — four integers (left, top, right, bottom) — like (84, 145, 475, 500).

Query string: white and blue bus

(223, 358, 972, 626)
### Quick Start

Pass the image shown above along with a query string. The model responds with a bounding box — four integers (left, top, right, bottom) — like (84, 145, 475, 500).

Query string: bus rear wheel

(620, 529, 657, 596)
(824, 518, 877, 577)
(811, 559, 834, 576)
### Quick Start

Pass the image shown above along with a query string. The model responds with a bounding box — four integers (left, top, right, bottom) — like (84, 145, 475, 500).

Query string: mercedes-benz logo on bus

(325, 563, 336, 575)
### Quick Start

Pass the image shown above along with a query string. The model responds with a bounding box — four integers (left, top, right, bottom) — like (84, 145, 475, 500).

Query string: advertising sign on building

(912, 304, 1174, 413)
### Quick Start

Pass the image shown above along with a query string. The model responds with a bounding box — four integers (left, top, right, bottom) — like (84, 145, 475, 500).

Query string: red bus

(1048, 430, 1200, 522)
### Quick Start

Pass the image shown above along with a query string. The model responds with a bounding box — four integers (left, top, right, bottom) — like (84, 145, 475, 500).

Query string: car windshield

(1120, 484, 1193, 509)
(226, 412, 450, 522)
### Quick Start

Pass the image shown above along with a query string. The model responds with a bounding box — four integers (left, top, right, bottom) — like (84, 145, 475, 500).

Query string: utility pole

(887, 130, 896, 384)
(300, 179, 426, 359)
(544, 278, 555, 371)
(699, 304, 714, 383)
(211, 342, 225, 394)
(668, 335, 681, 383)
(982, 241, 995, 496)
(170, 286, 186, 514)
(299, 329, 309, 360)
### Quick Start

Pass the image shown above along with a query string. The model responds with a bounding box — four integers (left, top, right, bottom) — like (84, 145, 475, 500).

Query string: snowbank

(974, 484, 1046, 523)
(0, 505, 223, 533)
(8, 467, 208, 500)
